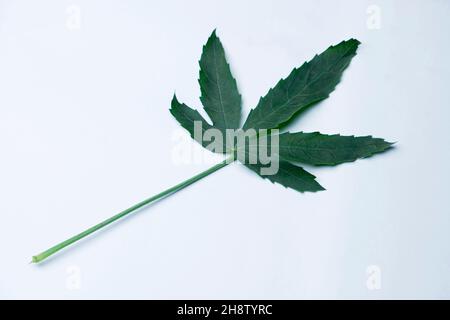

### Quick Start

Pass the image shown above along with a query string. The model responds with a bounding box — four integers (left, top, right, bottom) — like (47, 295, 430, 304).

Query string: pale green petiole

(31, 156, 235, 264)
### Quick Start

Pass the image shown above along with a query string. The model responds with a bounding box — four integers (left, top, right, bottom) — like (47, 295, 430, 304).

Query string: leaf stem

(32, 156, 235, 264)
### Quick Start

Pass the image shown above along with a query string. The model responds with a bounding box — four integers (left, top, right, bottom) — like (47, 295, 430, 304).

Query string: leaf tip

(384, 140, 397, 151)
(208, 29, 219, 42)
(379, 138, 396, 150)
(171, 93, 179, 104)
(349, 38, 361, 46)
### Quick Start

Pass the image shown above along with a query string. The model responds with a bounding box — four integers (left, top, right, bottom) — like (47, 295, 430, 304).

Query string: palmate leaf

(243, 39, 360, 131)
(170, 30, 392, 194)
(199, 30, 242, 132)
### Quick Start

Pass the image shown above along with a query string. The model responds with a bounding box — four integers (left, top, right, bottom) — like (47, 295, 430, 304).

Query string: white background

(1, 0, 449, 299)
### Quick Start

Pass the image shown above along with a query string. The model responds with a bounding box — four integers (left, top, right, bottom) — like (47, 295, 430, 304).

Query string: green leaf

(245, 161, 325, 193)
(243, 39, 360, 131)
(171, 31, 393, 194)
(277, 132, 393, 165)
(199, 30, 242, 131)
